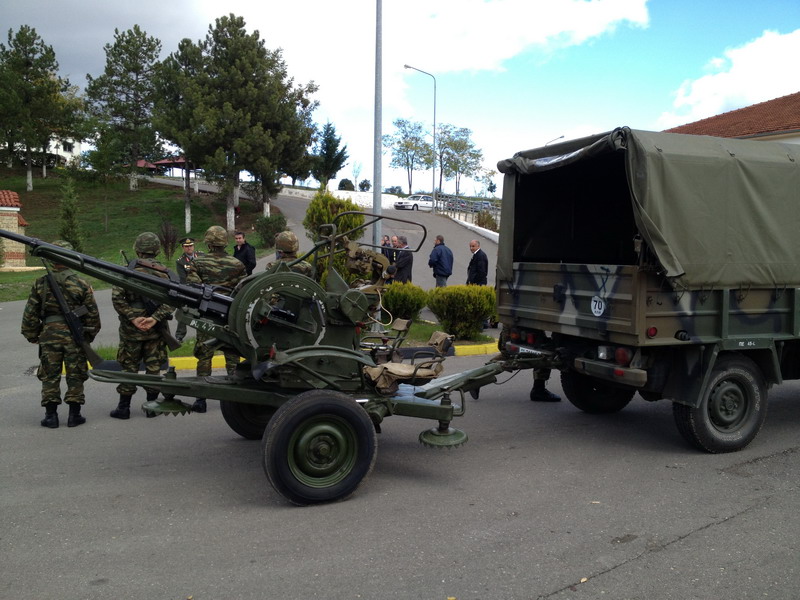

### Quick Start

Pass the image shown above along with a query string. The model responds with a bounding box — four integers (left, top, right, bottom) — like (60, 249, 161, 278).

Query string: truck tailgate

(498, 263, 640, 343)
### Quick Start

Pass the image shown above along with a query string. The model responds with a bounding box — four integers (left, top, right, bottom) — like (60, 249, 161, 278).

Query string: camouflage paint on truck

(496, 126, 800, 453)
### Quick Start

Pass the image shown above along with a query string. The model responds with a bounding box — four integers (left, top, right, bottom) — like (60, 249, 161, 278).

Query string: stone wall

(0, 209, 26, 269)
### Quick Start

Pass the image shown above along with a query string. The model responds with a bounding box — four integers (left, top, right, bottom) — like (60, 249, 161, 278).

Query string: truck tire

(220, 400, 276, 440)
(262, 390, 377, 505)
(672, 354, 767, 453)
(560, 371, 634, 414)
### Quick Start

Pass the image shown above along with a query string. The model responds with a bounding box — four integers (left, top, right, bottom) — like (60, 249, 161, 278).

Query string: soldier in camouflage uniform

(21, 240, 101, 429)
(110, 232, 176, 419)
(186, 225, 246, 413)
(264, 231, 312, 276)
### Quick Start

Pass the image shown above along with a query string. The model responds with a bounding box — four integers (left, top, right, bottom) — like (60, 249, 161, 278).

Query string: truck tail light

(615, 347, 633, 367)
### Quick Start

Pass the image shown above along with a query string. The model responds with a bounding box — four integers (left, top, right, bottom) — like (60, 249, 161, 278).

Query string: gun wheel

(220, 400, 276, 440)
(262, 390, 377, 506)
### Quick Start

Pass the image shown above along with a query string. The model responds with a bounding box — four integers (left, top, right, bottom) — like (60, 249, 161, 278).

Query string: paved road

(267, 193, 497, 290)
(3, 187, 799, 599)
(2, 349, 799, 599)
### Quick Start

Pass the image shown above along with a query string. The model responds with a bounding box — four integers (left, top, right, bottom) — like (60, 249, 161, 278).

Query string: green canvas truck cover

(497, 126, 800, 290)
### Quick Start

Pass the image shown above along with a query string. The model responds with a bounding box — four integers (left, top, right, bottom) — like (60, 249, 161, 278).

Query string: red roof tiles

(665, 92, 800, 138)
(0, 190, 22, 208)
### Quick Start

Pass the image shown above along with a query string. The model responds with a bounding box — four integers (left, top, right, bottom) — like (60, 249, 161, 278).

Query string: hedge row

(381, 282, 495, 340)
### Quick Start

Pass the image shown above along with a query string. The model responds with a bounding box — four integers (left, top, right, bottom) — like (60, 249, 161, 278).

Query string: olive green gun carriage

(1, 214, 510, 505)
(496, 126, 800, 454)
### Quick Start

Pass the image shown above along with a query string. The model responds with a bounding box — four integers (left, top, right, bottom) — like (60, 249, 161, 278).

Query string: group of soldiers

(21, 225, 307, 429)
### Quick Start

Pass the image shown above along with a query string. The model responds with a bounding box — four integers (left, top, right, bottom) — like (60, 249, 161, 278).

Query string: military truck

(495, 126, 800, 453)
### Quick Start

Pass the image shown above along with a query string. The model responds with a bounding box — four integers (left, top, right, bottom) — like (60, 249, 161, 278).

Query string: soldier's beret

(179, 237, 195, 246)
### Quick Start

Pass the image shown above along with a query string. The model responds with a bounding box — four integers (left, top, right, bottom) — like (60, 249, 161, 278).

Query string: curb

(161, 342, 498, 371)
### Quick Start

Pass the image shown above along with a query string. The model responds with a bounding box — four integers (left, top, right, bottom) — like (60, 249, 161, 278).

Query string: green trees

(383, 119, 431, 194)
(312, 122, 348, 189)
(0, 26, 76, 191)
(383, 119, 486, 197)
(154, 14, 317, 229)
(86, 25, 162, 191)
(438, 125, 484, 196)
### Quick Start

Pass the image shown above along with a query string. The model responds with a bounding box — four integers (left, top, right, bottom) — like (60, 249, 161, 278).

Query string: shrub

(381, 282, 429, 322)
(158, 218, 179, 261)
(427, 285, 496, 340)
(302, 189, 364, 242)
(254, 213, 288, 248)
(475, 209, 498, 232)
(338, 178, 355, 191)
(359, 179, 371, 192)
(58, 178, 85, 252)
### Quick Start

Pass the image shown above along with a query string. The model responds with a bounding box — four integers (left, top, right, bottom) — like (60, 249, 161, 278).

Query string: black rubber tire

(673, 354, 767, 453)
(262, 390, 377, 506)
(560, 371, 635, 414)
(220, 400, 276, 440)
(412, 204, 418, 210)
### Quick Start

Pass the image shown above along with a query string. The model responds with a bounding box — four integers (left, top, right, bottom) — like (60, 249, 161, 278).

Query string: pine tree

(86, 25, 162, 191)
(58, 178, 84, 252)
(0, 26, 73, 191)
(311, 122, 349, 189)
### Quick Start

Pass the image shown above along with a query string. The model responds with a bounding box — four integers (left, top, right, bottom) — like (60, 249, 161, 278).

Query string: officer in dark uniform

(174, 237, 201, 341)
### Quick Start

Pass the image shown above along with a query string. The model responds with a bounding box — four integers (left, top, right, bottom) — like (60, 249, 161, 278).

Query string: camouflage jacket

(265, 255, 313, 277)
(21, 267, 101, 345)
(186, 249, 246, 291)
(112, 258, 175, 341)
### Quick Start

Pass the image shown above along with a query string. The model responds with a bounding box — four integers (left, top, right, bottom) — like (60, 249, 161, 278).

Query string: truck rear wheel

(672, 355, 767, 453)
(560, 371, 634, 414)
(220, 400, 276, 440)
(262, 390, 377, 505)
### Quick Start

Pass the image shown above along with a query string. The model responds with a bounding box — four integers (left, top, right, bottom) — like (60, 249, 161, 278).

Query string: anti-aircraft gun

(1, 214, 509, 505)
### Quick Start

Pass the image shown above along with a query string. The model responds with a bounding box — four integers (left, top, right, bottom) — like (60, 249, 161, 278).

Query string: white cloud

(657, 29, 800, 130)
(212, 0, 649, 187)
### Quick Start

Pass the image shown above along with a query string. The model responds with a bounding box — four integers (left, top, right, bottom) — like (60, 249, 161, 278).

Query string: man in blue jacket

(428, 234, 453, 287)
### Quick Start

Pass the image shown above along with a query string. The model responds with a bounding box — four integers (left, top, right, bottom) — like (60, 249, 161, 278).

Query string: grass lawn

(0, 169, 271, 302)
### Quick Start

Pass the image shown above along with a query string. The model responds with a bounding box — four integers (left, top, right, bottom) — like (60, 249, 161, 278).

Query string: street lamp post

(403, 64, 436, 214)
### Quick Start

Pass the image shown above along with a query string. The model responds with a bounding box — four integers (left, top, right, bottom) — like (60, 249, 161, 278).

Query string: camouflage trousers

(116, 337, 168, 395)
(37, 339, 88, 406)
(194, 331, 239, 377)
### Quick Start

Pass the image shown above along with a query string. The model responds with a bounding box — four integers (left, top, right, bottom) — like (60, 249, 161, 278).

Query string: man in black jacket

(233, 231, 257, 276)
(393, 235, 413, 283)
(466, 239, 488, 285)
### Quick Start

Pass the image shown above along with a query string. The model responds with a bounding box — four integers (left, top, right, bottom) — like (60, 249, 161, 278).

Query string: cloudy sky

(4, 0, 800, 195)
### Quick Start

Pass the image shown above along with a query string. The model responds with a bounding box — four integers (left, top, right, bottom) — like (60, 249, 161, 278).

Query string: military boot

(530, 379, 561, 402)
(110, 394, 132, 420)
(191, 398, 207, 413)
(40, 402, 59, 429)
(67, 403, 86, 427)
(145, 391, 159, 418)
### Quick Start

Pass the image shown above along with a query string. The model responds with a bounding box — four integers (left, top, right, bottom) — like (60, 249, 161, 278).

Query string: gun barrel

(0, 229, 233, 320)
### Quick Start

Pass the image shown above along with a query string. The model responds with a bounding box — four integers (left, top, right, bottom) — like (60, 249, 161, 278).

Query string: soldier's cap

(179, 237, 195, 246)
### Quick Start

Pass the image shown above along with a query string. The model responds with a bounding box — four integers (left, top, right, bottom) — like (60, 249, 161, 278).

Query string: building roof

(0, 190, 22, 208)
(665, 92, 800, 138)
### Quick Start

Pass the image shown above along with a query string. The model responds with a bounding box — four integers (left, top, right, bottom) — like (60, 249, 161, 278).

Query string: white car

(393, 194, 433, 211)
